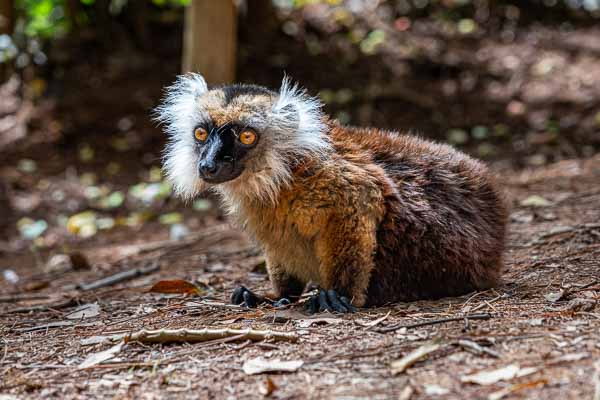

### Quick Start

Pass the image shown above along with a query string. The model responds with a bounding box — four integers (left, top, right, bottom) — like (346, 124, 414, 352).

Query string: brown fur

(232, 120, 508, 307)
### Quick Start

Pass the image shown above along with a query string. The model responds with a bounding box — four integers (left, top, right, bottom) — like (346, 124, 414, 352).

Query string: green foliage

(15, 0, 190, 40)
(16, 0, 69, 39)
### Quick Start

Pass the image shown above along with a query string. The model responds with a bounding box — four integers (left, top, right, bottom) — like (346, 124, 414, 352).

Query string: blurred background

(1, 0, 599, 255)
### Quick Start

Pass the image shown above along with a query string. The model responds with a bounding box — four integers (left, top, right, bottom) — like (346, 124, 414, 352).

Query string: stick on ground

(126, 327, 298, 344)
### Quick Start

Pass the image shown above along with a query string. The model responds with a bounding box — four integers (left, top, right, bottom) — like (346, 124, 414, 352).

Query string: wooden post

(182, 0, 237, 85)
(0, 0, 14, 35)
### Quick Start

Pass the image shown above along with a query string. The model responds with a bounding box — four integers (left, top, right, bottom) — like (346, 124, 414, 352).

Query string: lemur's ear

(153, 73, 208, 134)
(271, 75, 329, 155)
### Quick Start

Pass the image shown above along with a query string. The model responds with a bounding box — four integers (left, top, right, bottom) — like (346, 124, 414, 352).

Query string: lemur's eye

(194, 127, 208, 142)
(239, 130, 257, 146)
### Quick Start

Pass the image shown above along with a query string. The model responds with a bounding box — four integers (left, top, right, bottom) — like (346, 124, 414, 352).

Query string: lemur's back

(329, 122, 508, 305)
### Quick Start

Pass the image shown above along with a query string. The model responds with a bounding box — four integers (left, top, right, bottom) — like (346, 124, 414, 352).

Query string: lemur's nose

(199, 160, 218, 176)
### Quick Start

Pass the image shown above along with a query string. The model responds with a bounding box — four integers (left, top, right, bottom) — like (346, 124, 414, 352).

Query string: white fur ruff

(156, 73, 330, 208)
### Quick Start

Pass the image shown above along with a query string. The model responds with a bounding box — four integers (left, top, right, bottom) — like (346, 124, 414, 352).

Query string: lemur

(156, 74, 507, 313)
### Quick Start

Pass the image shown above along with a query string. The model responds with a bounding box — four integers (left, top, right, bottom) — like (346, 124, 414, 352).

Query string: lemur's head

(155, 73, 329, 205)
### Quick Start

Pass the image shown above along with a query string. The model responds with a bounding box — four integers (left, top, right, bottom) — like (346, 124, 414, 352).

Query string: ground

(1, 153, 599, 399)
(2, 3, 600, 398)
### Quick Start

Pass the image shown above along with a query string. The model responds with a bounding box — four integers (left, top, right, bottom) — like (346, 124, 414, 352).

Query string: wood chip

(297, 317, 342, 328)
(488, 379, 547, 400)
(461, 364, 538, 385)
(65, 303, 100, 319)
(390, 343, 440, 375)
(78, 342, 124, 369)
(242, 357, 303, 375)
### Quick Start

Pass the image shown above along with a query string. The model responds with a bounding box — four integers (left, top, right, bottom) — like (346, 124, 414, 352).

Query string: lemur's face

(190, 85, 276, 184)
(156, 74, 329, 203)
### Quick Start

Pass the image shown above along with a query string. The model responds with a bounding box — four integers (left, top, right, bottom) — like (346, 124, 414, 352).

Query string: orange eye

(194, 127, 208, 142)
(239, 130, 257, 145)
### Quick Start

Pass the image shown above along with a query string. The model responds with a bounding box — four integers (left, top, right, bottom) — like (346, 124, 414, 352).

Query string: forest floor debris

(1, 155, 599, 398)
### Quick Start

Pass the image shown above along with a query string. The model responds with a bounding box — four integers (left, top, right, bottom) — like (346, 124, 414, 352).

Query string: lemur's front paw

(306, 289, 357, 314)
(231, 286, 261, 308)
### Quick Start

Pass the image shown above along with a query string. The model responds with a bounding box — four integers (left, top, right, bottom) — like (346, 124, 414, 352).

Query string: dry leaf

(66, 303, 100, 319)
(355, 311, 391, 329)
(80, 334, 125, 346)
(544, 289, 565, 303)
(461, 364, 538, 385)
(78, 342, 123, 369)
(424, 384, 449, 396)
(258, 377, 277, 396)
(390, 343, 440, 375)
(398, 386, 414, 400)
(242, 357, 303, 375)
(520, 195, 551, 207)
(149, 279, 202, 295)
(297, 317, 342, 328)
(488, 379, 547, 400)
(547, 352, 589, 365)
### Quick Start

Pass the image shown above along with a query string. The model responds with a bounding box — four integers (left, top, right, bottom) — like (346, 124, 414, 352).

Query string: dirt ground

(1, 153, 599, 399)
(2, 3, 600, 398)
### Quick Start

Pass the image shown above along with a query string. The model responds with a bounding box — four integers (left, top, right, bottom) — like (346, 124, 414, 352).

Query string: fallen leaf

(78, 342, 123, 369)
(2, 269, 19, 284)
(66, 303, 101, 319)
(390, 343, 440, 375)
(80, 334, 125, 346)
(398, 386, 414, 400)
(355, 311, 391, 329)
(149, 279, 202, 296)
(242, 357, 303, 375)
(544, 289, 566, 303)
(424, 384, 449, 396)
(488, 379, 547, 400)
(461, 364, 538, 385)
(520, 195, 551, 207)
(547, 352, 590, 365)
(297, 317, 343, 328)
(258, 377, 277, 396)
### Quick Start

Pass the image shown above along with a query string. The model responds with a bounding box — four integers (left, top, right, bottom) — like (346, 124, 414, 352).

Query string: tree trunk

(182, 0, 237, 85)
(0, 0, 14, 35)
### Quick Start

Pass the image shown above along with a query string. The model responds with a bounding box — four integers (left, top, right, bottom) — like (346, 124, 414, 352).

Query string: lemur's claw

(306, 289, 356, 314)
(272, 298, 291, 308)
(231, 286, 259, 308)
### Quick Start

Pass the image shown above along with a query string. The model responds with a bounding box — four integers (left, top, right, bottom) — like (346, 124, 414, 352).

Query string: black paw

(231, 286, 261, 308)
(306, 289, 357, 314)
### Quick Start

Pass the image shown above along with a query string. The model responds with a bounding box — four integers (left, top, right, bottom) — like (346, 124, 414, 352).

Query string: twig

(457, 339, 501, 358)
(126, 327, 298, 344)
(390, 342, 441, 375)
(377, 313, 492, 333)
(15, 321, 74, 333)
(0, 294, 51, 303)
(77, 262, 160, 291)
(1, 298, 77, 315)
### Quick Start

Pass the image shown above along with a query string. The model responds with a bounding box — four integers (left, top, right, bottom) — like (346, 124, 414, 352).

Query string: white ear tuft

(271, 75, 330, 157)
(153, 73, 207, 133)
(154, 73, 208, 199)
